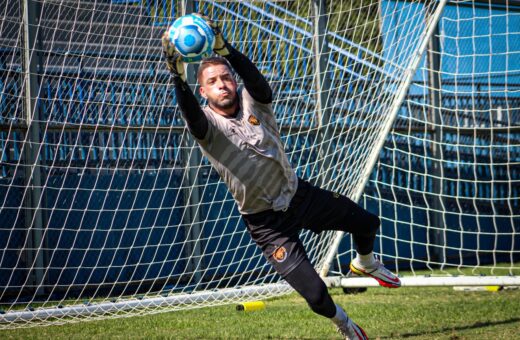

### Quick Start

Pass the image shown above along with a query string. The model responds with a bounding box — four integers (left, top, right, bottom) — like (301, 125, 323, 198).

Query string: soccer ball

(168, 14, 215, 63)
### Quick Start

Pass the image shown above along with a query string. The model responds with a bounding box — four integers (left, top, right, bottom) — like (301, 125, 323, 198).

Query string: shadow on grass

(380, 317, 520, 339)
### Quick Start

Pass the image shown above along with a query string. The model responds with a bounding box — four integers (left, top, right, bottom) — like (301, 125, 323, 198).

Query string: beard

(209, 95, 237, 111)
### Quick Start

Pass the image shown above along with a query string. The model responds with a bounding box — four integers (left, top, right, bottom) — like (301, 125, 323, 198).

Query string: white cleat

(349, 258, 401, 288)
(336, 317, 369, 340)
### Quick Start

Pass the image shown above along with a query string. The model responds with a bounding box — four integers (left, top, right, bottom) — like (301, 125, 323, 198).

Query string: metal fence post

(312, 0, 334, 189)
(180, 0, 204, 284)
(22, 0, 45, 295)
(426, 17, 446, 265)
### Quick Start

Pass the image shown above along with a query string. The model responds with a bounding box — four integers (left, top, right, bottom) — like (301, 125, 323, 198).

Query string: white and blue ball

(168, 14, 215, 63)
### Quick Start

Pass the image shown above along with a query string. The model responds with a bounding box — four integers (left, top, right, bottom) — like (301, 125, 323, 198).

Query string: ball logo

(333, 192, 340, 198)
(272, 246, 287, 263)
(248, 115, 260, 126)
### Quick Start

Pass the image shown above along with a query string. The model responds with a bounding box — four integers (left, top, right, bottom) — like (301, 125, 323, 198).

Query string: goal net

(0, 0, 516, 329)
(330, 0, 520, 287)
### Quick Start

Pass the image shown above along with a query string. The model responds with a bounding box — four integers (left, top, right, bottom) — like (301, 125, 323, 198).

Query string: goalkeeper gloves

(161, 31, 186, 82)
(195, 13, 230, 57)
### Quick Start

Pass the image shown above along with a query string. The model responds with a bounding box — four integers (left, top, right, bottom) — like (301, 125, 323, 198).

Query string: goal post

(0, 0, 518, 329)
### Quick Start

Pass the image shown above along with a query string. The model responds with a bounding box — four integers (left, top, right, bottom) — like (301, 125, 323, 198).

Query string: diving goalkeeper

(161, 15, 400, 340)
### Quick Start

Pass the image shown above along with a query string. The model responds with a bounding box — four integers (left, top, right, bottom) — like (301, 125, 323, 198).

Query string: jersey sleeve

(224, 43, 273, 104)
(173, 77, 209, 140)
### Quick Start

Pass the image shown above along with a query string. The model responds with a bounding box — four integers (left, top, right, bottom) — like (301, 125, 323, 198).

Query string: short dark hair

(197, 56, 233, 83)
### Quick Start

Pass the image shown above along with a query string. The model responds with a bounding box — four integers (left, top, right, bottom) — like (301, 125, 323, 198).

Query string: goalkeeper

(162, 14, 400, 340)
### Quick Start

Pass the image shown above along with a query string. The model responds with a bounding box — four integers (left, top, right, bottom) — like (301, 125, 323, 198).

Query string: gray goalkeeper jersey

(197, 87, 298, 214)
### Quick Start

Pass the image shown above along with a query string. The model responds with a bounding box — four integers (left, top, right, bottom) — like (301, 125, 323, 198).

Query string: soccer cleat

(349, 258, 401, 288)
(336, 317, 369, 340)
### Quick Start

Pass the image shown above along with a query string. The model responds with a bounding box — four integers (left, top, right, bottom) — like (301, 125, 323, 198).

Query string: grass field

(2, 286, 520, 339)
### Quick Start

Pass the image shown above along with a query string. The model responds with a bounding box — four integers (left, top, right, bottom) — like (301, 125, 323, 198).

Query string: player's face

(199, 64, 238, 116)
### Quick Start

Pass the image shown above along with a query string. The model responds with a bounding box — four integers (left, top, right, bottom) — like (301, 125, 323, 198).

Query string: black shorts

(241, 178, 379, 277)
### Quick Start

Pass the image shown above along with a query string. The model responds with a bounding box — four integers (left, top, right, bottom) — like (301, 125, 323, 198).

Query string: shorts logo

(248, 115, 260, 126)
(333, 192, 340, 198)
(272, 246, 287, 263)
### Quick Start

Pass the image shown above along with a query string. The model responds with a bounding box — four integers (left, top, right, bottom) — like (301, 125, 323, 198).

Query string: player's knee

(353, 211, 380, 238)
(304, 280, 335, 317)
(305, 280, 327, 307)
(366, 213, 380, 236)
(284, 261, 336, 318)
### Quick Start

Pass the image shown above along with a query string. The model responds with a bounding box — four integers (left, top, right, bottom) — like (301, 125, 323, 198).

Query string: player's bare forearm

(173, 77, 208, 140)
(223, 42, 273, 104)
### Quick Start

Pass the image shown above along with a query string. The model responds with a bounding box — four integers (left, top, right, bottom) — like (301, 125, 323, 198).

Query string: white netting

(334, 0, 520, 279)
(7, 0, 517, 329)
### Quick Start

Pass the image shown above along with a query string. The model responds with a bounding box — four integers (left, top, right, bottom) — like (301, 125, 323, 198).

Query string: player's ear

(199, 86, 207, 99)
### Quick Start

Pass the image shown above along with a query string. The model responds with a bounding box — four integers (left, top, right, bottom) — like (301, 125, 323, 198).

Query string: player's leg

(293, 179, 400, 288)
(324, 197, 401, 288)
(242, 210, 367, 339)
(341, 208, 401, 288)
(284, 259, 368, 340)
(284, 257, 335, 317)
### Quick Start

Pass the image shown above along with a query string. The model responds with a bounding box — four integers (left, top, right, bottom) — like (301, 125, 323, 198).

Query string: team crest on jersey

(272, 246, 287, 263)
(333, 192, 340, 198)
(248, 115, 260, 126)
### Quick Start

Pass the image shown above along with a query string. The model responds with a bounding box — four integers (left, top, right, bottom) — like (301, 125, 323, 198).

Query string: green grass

(2, 286, 520, 339)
